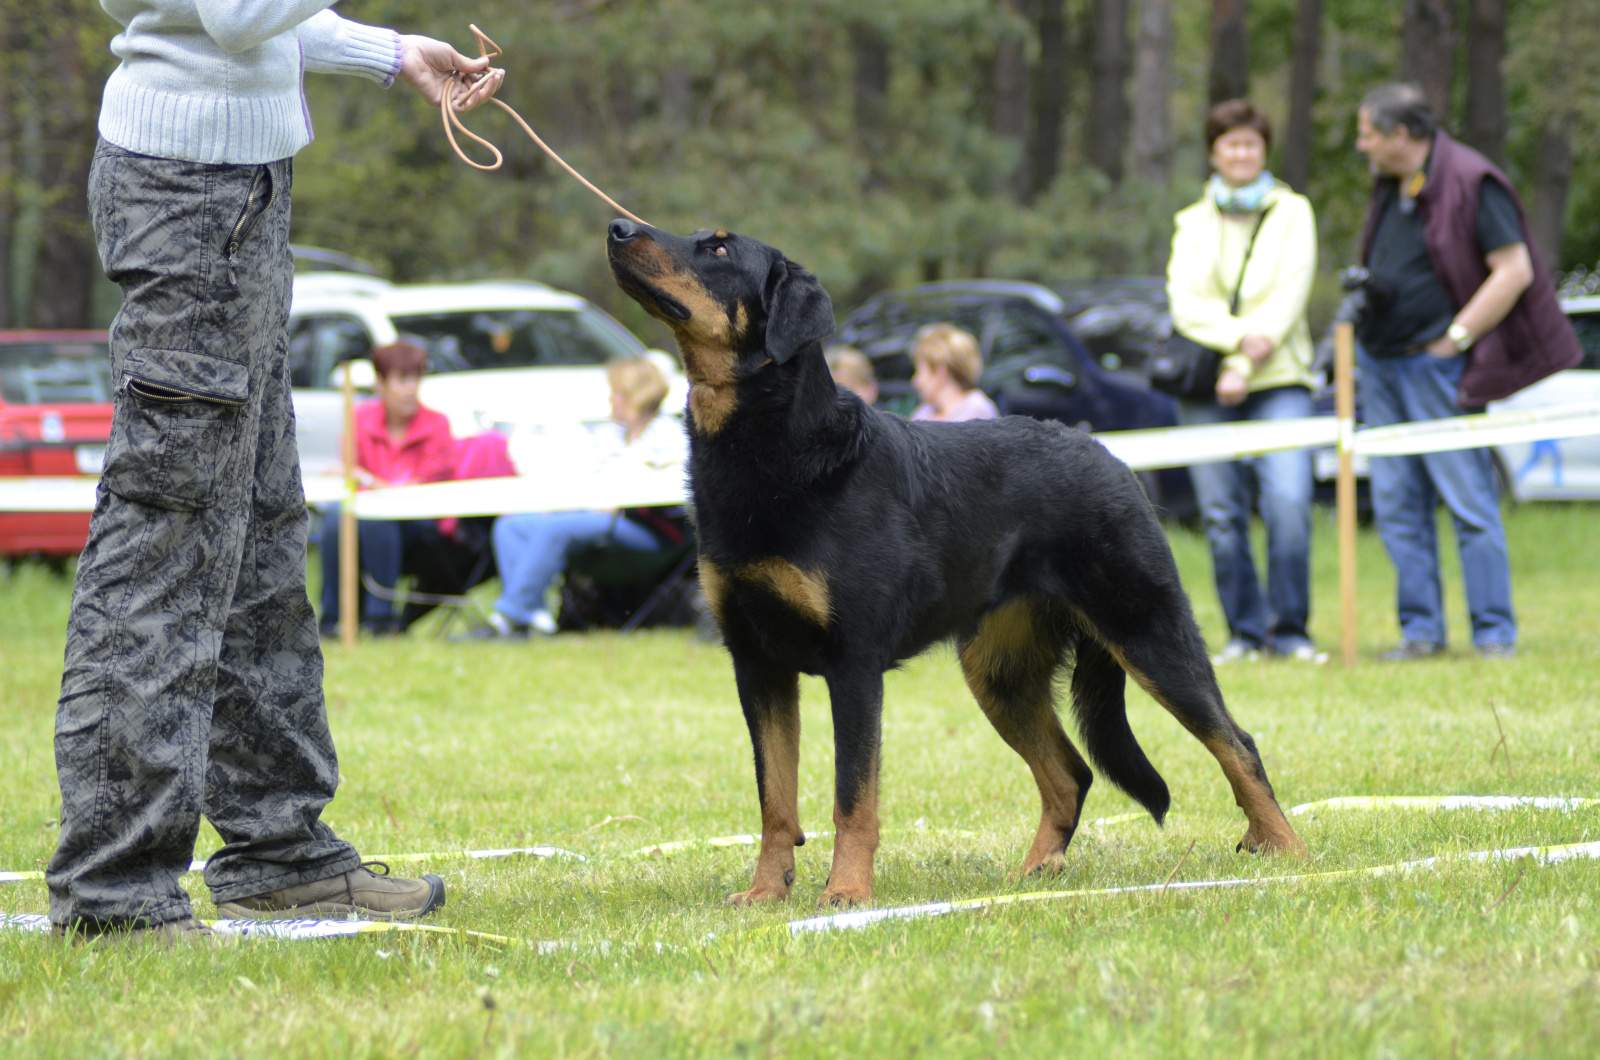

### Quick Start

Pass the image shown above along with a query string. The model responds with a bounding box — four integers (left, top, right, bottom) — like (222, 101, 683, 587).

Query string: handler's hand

(1239, 334, 1274, 365)
(397, 35, 505, 111)
(1424, 334, 1460, 359)
(1215, 368, 1249, 407)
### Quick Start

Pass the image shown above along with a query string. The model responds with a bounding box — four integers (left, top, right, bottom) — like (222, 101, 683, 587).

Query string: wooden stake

(339, 362, 359, 650)
(1335, 322, 1358, 668)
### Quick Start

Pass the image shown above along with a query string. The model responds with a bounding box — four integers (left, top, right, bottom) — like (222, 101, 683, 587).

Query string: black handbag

(1151, 205, 1274, 402)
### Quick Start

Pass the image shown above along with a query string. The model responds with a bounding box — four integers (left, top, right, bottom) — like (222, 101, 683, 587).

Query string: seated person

(471, 356, 688, 639)
(825, 344, 879, 405)
(319, 342, 455, 636)
(909, 323, 999, 422)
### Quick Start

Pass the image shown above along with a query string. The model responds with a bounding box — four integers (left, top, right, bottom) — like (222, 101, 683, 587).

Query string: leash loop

(442, 25, 647, 225)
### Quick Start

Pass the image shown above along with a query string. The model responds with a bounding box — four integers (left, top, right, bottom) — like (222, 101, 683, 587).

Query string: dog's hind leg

(959, 600, 1092, 876)
(1079, 597, 1304, 856)
(728, 656, 804, 906)
(819, 664, 884, 907)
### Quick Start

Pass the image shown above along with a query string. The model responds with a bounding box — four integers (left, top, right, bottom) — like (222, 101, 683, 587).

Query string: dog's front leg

(727, 656, 803, 906)
(820, 665, 883, 907)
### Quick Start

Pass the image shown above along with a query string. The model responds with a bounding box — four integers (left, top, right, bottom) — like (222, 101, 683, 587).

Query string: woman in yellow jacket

(1166, 99, 1324, 665)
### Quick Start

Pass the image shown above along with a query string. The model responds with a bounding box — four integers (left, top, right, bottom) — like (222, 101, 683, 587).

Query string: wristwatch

(1446, 321, 1474, 352)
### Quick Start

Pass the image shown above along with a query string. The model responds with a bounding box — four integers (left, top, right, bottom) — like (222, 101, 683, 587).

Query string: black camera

(1332, 265, 1392, 328)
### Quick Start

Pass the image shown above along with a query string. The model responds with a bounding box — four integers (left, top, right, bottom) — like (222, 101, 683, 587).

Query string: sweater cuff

(301, 12, 403, 86)
(337, 20, 403, 86)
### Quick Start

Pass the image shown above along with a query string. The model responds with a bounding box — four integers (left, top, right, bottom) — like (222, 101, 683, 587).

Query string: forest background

(3, 0, 1597, 340)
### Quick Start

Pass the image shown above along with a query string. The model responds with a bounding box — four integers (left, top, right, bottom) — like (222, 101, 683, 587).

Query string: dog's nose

(608, 218, 638, 243)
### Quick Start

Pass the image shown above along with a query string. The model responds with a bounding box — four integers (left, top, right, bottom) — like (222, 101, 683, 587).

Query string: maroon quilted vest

(1360, 131, 1581, 408)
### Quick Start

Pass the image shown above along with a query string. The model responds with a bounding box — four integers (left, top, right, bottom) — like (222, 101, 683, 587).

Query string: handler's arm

(1453, 242, 1535, 341)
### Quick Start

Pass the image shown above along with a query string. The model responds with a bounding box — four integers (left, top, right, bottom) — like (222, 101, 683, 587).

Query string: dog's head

(606, 221, 834, 433)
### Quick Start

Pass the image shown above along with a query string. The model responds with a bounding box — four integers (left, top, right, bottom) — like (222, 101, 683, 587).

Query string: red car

(0, 330, 113, 559)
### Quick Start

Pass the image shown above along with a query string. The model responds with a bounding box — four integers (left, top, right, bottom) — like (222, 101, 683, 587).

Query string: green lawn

(2, 505, 1597, 1057)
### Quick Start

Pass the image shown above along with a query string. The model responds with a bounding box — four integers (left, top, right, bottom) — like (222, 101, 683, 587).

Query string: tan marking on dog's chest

(698, 558, 728, 627)
(738, 558, 831, 628)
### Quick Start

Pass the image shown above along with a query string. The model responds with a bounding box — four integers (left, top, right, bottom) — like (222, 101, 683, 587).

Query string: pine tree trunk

(993, 0, 1030, 199)
(30, 18, 100, 328)
(1463, 0, 1507, 165)
(1208, 0, 1249, 105)
(1023, 0, 1068, 201)
(1283, 0, 1320, 192)
(1401, 0, 1456, 122)
(851, 19, 891, 193)
(1088, 0, 1130, 184)
(1131, 0, 1173, 187)
(1528, 116, 1573, 274)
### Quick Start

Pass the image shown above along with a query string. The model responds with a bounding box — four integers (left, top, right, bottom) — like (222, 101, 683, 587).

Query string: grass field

(2, 504, 1597, 1057)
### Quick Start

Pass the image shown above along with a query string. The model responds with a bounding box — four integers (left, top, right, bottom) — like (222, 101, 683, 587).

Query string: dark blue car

(836, 280, 1196, 520)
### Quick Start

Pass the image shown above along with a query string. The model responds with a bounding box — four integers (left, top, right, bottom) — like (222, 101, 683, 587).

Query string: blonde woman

(1165, 98, 1322, 665)
(473, 357, 687, 638)
(909, 323, 998, 422)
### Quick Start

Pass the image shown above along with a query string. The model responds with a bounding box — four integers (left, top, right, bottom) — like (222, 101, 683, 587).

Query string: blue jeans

(318, 504, 435, 627)
(1178, 386, 1315, 651)
(1357, 348, 1515, 648)
(493, 510, 660, 625)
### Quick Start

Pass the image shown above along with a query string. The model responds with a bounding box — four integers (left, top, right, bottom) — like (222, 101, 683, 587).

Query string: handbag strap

(1228, 204, 1274, 316)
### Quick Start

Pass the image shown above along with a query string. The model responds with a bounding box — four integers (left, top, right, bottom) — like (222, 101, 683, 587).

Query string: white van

(288, 272, 686, 476)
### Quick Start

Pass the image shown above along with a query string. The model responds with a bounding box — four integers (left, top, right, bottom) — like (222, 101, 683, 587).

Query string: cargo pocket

(102, 347, 249, 512)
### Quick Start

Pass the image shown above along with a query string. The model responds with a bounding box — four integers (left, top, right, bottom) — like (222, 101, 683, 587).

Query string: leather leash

(441, 24, 648, 226)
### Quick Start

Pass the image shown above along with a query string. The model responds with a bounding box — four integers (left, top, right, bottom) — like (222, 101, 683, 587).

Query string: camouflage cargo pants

(48, 141, 360, 927)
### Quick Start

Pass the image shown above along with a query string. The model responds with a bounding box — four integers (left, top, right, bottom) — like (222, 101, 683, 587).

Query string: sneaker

(1271, 639, 1330, 665)
(54, 916, 215, 945)
(215, 862, 445, 922)
(453, 611, 528, 641)
(528, 608, 558, 636)
(1210, 639, 1262, 666)
(1475, 642, 1516, 660)
(1377, 640, 1445, 662)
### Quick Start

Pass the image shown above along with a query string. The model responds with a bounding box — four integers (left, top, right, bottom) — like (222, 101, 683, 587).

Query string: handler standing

(49, 2, 503, 939)
(1352, 83, 1580, 661)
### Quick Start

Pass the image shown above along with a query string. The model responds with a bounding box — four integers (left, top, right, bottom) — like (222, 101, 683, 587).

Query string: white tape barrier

(777, 839, 1600, 937)
(1096, 417, 1338, 472)
(6, 400, 1597, 518)
(1353, 402, 1600, 458)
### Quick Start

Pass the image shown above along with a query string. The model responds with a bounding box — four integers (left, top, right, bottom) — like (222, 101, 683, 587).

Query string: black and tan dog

(607, 219, 1304, 907)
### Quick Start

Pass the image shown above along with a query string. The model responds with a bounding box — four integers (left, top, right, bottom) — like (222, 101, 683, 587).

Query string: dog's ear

(763, 258, 834, 363)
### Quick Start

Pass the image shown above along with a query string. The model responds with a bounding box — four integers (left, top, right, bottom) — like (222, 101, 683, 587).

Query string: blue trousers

(1357, 348, 1515, 648)
(318, 505, 435, 627)
(1178, 385, 1316, 650)
(493, 510, 659, 625)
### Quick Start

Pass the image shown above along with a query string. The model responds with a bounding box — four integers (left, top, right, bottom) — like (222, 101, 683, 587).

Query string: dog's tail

(1068, 637, 1170, 825)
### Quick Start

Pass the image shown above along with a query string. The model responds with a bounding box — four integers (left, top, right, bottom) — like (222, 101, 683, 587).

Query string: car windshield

(0, 340, 112, 404)
(390, 307, 643, 373)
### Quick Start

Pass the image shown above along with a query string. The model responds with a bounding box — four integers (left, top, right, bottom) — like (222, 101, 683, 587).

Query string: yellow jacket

(1165, 181, 1317, 392)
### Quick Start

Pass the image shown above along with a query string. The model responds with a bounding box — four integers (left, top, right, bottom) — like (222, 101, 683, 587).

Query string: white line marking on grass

(777, 840, 1600, 936)
(1289, 795, 1600, 816)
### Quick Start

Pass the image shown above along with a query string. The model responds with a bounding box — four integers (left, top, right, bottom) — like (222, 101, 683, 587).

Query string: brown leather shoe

(54, 916, 215, 945)
(215, 862, 445, 921)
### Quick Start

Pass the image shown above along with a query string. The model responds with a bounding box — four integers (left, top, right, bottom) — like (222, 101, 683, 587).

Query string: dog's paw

(726, 884, 789, 907)
(817, 884, 872, 909)
(1017, 852, 1068, 878)
(1236, 826, 1307, 857)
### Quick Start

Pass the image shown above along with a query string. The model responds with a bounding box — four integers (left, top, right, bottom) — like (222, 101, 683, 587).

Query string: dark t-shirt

(1359, 176, 1523, 357)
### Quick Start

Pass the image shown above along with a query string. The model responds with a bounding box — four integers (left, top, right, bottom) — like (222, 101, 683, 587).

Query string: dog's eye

(711, 244, 729, 258)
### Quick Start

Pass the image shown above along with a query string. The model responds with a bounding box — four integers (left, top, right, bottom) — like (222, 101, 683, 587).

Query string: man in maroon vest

(1353, 83, 1581, 662)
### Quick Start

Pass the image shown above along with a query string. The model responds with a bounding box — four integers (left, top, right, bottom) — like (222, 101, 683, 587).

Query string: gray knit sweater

(98, 1, 402, 164)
